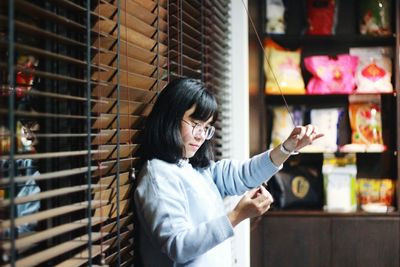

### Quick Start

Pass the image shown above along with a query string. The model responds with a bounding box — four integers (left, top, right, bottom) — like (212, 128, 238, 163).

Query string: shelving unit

(250, 0, 400, 266)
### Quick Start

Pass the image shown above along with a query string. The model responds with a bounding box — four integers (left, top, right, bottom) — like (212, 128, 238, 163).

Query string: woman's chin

(184, 151, 196, 159)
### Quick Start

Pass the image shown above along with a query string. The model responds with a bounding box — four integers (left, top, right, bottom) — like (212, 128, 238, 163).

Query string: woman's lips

(190, 144, 199, 149)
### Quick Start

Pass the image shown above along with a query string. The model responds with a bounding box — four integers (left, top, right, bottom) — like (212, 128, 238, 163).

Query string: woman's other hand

(228, 186, 273, 227)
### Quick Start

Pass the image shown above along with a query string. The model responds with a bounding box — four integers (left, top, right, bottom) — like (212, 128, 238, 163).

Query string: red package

(306, 0, 336, 35)
(15, 55, 38, 98)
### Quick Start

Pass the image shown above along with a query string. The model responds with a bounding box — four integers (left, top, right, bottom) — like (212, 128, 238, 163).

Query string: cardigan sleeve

(206, 150, 282, 197)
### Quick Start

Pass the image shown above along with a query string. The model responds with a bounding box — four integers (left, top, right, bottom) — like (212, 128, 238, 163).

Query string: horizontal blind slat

(93, 158, 139, 176)
(1, 217, 107, 251)
(92, 98, 153, 116)
(0, 166, 103, 185)
(92, 18, 167, 52)
(94, 199, 130, 218)
(0, 150, 107, 161)
(96, 1, 168, 39)
(0, 63, 87, 83)
(0, 42, 87, 66)
(0, 16, 86, 47)
(14, 0, 86, 31)
(104, 243, 132, 265)
(123, 0, 168, 21)
(92, 83, 158, 102)
(54, 245, 109, 267)
(0, 184, 107, 207)
(102, 230, 131, 251)
(100, 214, 133, 233)
(96, 173, 131, 190)
(93, 35, 167, 65)
(92, 129, 140, 145)
(10, 233, 103, 267)
(1, 201, 104, 229)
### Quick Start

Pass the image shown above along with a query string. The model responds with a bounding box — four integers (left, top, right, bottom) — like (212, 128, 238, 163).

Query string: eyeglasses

(182, 119, 215, 140)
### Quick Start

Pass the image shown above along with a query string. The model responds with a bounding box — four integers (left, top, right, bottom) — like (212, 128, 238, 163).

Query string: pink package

(304, 54, 359, 94)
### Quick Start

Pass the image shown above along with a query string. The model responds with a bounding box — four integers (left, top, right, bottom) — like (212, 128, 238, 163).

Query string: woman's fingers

(234, 186, 275, 219)
(283, 126, 305, 151)
(288, 124, 325, 150)
(305, 124, 314, 137)
(248, 187, 262, 199)
(252, 186, 274, 213)
(259, 185, 274, 204)
(293, 126, 306, 140)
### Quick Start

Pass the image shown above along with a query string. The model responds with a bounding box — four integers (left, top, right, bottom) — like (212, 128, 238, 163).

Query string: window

(0, 0, 231, 265)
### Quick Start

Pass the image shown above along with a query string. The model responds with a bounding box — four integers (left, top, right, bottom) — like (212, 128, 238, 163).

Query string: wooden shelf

(265, 210, 400, 217)
(264, 93, 396, 107)
(264, 34, 396, 47)
(266, 92, 396, 97)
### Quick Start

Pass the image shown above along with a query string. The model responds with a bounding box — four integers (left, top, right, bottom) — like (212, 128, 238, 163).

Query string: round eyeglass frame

(182, 119, 215, 140)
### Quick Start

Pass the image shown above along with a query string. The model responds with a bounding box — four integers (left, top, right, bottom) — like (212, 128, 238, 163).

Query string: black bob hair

(141, 78, 218, 168)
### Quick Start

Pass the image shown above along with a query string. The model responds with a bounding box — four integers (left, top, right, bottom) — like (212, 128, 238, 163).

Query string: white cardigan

(134, 150, 280, 267)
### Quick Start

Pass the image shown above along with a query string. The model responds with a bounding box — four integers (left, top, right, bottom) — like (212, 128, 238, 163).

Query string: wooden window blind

(203, 0, 231, 160)
(168, 0, 232, 160)
(0, 0, 232, 266)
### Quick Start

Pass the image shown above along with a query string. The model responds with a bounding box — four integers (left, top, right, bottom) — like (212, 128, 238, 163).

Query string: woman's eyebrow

(189, 116, 213, 125)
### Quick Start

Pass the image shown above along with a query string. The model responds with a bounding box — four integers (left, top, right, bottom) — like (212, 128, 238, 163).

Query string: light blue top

(134, 150, 281, 267)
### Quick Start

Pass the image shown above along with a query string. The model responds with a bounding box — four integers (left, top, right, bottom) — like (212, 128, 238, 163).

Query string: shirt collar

(177, 158, 190, 167)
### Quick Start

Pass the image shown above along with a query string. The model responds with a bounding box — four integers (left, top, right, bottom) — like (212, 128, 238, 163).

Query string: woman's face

(180, 105, 213, 159)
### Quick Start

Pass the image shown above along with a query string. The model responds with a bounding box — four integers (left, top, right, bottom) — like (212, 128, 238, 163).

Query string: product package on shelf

(15, 55, 39, 99)
(0, 125, 10, 156)
(269, 105, 304, 149)
(300, 107, 343, 153)
(322, 153, 357, 213)
(0, 48, 40, 238)
(265, 0, 286, 34)
(268, 163, 324, 210)
(16, 120, 38, 154)
(304, 54, 359, 94)
(359, 0, 392, 36)
(0, 54, 38, 98)
(264, 39, 305, 94)
(340, 94, 385, 153)
(350, 47, 393, 93)
(0, 158, 41, 235)
(357, 178, 395, 213)
(306, 0, 337, 35)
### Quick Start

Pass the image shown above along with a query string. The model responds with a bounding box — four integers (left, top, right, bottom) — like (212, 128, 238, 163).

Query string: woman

(134, 78, 323, 266)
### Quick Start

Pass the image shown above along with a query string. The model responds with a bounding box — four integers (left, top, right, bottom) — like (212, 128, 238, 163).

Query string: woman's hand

(270, 124, 324, 166)
(228, 186, 274, 227)
(282, 124, 324, 153)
